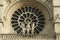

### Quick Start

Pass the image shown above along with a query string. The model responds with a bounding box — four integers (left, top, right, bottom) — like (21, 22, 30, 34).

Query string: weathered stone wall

(53, 0, 60, 40)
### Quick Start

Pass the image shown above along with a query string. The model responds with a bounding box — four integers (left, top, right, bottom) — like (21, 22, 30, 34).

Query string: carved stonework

(41, 0, 53, 17)
(45, 0, 53, 10)
(54, 14, 60, 22)
(1, 0, 55, 40)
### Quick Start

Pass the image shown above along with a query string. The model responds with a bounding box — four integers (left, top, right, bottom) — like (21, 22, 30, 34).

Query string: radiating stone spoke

(29, 6, 32, 12)
(15, 11, 21, 15)
(38, 15, 44, 18)
(18, 9, 22, 14)
(36, 12, 42, 16)
(25, 6, 28, 12)
(12, 24, 18, 27)
(34, 28, 39, 34)
(32, 8, 35, 13)
(12, 14, 19, 18)
(38, 22, 45, 25)
(38, 18, 45, 21)
(14, 26, 20, 31)
(38, 24, 44, 28)
(23, 14, 27, 18)
(21, 7, 25, 12)
(34, 9, 39, 14)
(17, 27, 22, 34)
(32, 16, 36, 20)
(11, 17, 18, 20)
(11, 21, 18, 24)
(36, 27, 42, 31)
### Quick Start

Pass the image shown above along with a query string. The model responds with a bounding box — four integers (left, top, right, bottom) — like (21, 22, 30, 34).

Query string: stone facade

(0, 0, 60, 40)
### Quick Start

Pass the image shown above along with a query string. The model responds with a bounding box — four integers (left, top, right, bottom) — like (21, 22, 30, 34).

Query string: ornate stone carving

(54, 14, 60, 22)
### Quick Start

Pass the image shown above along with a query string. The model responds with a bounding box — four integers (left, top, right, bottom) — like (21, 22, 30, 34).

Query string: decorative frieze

(0, 34, 55, 40)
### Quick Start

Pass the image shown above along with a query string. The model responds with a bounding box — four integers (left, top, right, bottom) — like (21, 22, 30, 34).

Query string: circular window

(11, 6, 45, 35)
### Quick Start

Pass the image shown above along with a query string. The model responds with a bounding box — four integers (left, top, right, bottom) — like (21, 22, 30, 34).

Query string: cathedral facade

(0, 0, 60, 40)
